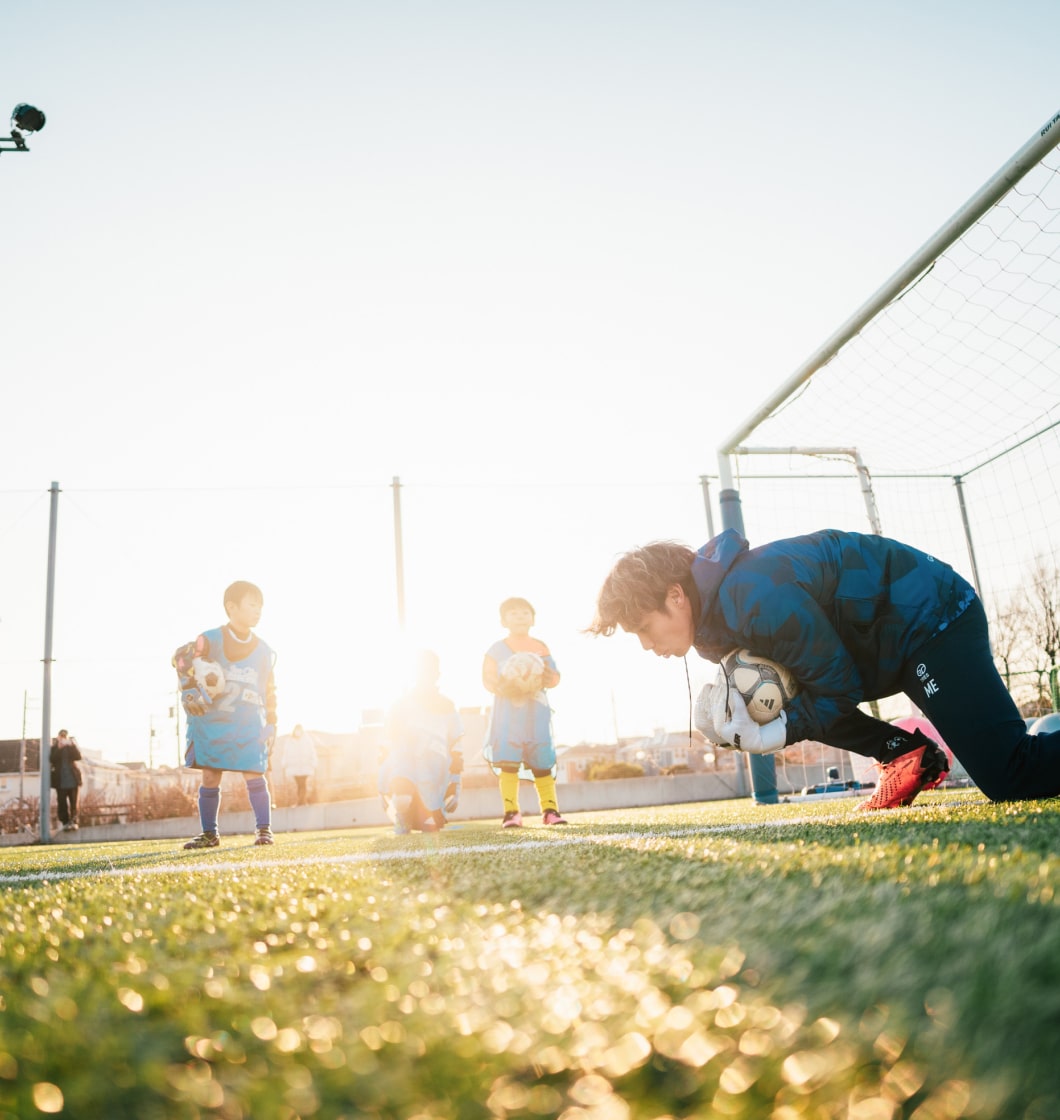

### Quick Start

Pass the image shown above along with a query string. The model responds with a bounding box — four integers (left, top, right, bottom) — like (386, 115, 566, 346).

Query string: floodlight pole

(392, 476, 406, 629)
(39, 481, 60, 842)
(20, 691, 28, 804)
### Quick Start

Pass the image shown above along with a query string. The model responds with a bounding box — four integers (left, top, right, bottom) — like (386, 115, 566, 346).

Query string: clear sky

(2, 0, 1058, 764)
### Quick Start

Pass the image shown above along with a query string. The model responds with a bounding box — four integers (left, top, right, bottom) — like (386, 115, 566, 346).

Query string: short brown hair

(499, 597, 535, 624)
(587, 541, 697, 636)
(224, 581, 263, 612)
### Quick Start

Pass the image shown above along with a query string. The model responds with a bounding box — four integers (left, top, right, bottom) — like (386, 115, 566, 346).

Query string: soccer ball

(1030, 711, 1060, 735)
(721, 648, 799, 725)
(501, 651, 546, 695)
(192, 657, 226, 701)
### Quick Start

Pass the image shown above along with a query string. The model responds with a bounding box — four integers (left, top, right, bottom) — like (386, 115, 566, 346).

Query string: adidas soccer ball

(721, 648, 799, 725)
(501, 651, 546, 695)
(192, 657, 226, 701)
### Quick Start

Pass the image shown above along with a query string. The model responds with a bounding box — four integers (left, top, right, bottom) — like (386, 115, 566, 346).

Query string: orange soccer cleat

(857, 739, 950, 811)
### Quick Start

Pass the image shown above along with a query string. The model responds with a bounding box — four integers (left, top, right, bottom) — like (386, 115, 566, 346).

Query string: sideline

(0, 818, 824, 887)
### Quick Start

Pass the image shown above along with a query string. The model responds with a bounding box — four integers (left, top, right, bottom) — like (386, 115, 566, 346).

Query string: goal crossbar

(717, 108, 1060, 489)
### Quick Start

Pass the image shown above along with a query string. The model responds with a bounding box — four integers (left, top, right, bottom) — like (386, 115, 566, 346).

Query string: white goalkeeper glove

(709, 669, 788, 754)
(693, 681, 727, 747)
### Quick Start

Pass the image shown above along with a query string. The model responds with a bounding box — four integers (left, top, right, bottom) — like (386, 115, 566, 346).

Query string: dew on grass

(250, 1017, 277, 1041)
(241, 965, 268, 991)
(669, 911, 701, 940)
(31, 1082, 63, 1113)
(274, 1028, 302, 1053)
(781, 1049, 831, 1089)
(117, 987, 144, 1013)
(882, 1060, 927, 1102)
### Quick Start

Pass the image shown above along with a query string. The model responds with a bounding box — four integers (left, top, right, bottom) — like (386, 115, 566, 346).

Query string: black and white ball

(501, 651, 546, 695)
(721, 649, 799, 725)
(192, 657, 226, 701)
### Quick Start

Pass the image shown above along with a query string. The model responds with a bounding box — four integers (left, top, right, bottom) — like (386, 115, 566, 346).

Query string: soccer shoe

(502, 810, 523, 828)
(391, 793, 415, 834)
(856, 742, 950, 811)
(254, 827, 275, 846)
(542, 809, 568, 825)
(443, 779, 461, 816)
(183, 830, 220, 849)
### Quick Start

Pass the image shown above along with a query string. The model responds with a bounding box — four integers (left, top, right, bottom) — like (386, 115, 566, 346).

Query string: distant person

(281, 724, 318, 806)
(173, 580, 277, 848)
(588, 528, 1060, 810)
(50, 729, 83, 832)
(378, 650, 464, 834)
(483, 597, 567, 827)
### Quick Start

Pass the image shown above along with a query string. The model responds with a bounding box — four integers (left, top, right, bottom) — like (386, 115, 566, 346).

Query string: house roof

(0, 740, 41, 773)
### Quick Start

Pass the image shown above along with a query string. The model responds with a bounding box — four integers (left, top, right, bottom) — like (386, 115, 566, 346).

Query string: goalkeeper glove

(693, 681, 727, 746)
(710, 670, 788, 754)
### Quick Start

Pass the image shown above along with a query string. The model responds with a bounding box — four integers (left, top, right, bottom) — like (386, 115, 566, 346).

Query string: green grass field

(1, 792, 1058, 1119)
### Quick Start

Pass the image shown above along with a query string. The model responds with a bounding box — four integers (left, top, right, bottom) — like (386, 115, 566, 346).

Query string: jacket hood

(690, 529, 748, 625)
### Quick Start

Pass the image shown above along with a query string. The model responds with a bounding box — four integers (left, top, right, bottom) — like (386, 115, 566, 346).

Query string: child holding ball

(482, 597, 567, 827)
(174, 580, 278, 848)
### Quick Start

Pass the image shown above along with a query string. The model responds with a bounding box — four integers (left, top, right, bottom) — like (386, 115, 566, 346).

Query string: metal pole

(699, 475, 715, 540)
(39, 480, 60, 842)
(852, 450, 883, 535)
(717, 451, 745, 541)
(713, 456, 777, 804)
(953, 475, 983, 598)
(391, 476, 406, 628)
(20, 690, 27, 804)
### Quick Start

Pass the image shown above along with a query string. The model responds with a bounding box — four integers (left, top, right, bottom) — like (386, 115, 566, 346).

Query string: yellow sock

(534, 773, 559, 814)
(499, 770, 521, 814)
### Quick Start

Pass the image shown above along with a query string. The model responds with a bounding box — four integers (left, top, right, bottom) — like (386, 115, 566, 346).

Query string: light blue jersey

(483, 639, 558, 774)
(379, 689, 464, 813)
(185, 627, 274, 773)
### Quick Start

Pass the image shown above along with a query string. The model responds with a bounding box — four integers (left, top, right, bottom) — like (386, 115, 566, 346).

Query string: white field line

(0, 818, 843, 887)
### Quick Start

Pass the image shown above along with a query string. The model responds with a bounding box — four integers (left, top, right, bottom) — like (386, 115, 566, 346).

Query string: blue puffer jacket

(691, 528, 977, 743)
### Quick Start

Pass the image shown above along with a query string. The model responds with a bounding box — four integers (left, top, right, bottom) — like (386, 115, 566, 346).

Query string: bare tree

(1027, 554, 1060, 712)
(990, 591, 1031, 692)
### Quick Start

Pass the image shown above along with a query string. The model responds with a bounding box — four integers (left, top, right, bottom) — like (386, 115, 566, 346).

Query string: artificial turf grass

(0, 794, 1058, 1119)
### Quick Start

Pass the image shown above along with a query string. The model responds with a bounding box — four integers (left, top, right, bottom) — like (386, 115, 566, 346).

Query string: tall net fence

(722, 142, 1060, 715)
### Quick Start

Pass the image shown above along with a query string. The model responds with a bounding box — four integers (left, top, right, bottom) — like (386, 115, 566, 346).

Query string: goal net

(717, 110, 1060, 794)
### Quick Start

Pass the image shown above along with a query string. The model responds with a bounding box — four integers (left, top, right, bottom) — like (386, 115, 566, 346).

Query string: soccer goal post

(715, 107, 1060, 803)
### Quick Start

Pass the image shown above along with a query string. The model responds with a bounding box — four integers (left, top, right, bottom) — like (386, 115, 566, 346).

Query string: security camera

(1, 103, 47, 155)
(12, 104, 45, 133)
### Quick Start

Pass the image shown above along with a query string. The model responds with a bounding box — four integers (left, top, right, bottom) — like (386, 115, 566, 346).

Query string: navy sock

(198, 786, 221, 833)
(245, 777, 271, 829)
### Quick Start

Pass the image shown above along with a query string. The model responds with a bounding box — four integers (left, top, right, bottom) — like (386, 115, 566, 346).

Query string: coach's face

(624, 585, 695, 658)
